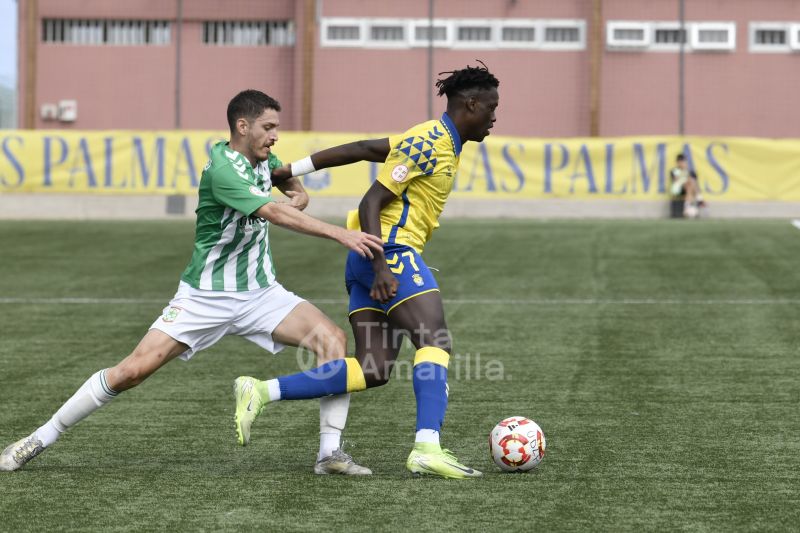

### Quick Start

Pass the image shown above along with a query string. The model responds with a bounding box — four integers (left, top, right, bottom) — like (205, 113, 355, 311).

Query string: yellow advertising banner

(1, 131, 799, 200)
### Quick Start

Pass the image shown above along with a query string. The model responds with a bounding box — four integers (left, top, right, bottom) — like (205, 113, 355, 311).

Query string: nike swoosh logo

(441, 460, 475, 474)
(415, 457, 474, 475)
(246, 399, 253, 412)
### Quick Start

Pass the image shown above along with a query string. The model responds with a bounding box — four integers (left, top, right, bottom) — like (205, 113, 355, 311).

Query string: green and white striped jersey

(181, 141, 282, 292)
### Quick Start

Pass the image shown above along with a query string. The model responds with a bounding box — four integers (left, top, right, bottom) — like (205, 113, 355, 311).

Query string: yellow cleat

(406, 442, 482, 479)
(233, 376, 265, 446)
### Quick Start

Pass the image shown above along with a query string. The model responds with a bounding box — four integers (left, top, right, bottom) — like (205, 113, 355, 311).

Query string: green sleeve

(268, 152, 283, 172)
(210, 164, 273, 216)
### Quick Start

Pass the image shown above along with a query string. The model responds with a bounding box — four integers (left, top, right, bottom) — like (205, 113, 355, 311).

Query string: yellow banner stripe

(3, 131, 798, 200)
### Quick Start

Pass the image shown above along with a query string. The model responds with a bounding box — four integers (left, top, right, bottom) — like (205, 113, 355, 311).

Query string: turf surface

(1, 219, 798, 531)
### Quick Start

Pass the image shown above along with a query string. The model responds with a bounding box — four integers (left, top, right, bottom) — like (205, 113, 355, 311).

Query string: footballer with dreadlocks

(238, 63, 500, 478)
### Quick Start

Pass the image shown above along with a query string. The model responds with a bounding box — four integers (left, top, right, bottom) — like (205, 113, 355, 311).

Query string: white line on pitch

(1, 297, 799, 306)
(792, 219, 800, 231)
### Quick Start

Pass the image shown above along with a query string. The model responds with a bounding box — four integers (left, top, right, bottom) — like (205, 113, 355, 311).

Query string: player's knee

(331, 326, 347, 353)
(417, 330, 451, 353)
(314, 325, 347, 364)
(109, 361, 145, 390)
(405, 319, 451, 351)
(360, 358, 395, 388)
(363, 374, 390, 389)
(112, 349, 161, 389)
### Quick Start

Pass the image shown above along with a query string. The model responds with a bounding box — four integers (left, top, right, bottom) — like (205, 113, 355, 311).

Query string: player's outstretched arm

(274, 176, 309, 211)
(255, 202, 383, 258)
(288, 138, 391, 177)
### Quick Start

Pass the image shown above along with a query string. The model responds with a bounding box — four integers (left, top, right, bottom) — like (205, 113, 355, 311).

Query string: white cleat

(0, 435, 45, 472)
(314, 448, 372, 475)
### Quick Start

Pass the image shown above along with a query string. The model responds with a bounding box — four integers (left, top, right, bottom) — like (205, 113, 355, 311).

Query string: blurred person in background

(670, 153, 705, 218)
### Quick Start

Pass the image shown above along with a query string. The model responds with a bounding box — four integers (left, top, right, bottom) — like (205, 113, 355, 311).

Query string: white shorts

(150, 281, 305, 360)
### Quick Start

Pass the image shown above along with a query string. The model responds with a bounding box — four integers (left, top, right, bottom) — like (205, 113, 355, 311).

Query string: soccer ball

(489, 416, 546, 472)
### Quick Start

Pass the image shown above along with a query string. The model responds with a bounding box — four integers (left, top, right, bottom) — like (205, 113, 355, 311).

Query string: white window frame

(365, 18, 410, 49)
(318, 17, 586, 51)
(691, 22, 736, 51)
(497, 19, 540, 49)
(320, 17, 365, 47)
(409, 19, 454, 48)
(451, 19, 498, 50)
(606, 21, 651, 50)
(540, 19, 586, 51)
(749, 22, 791, 53)
(791, 23, 800, 51)
(650, 22, 689, 52)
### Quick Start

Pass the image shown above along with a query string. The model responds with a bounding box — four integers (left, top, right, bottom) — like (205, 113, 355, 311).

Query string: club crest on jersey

(412, 273, 424, 287)
(249, 185, 267, 197)
(391, 164, 409, 182)
(162, 306, 182, 323)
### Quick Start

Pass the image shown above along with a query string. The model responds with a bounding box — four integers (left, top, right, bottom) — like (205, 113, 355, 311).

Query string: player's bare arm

(256, 201, 383, 259)
(271, 164, 292, 182)
(288, 138, 392, 177)
(313, 138, 391, 167)
(274, 176, 309, 211)
(358, 180, 399, 302)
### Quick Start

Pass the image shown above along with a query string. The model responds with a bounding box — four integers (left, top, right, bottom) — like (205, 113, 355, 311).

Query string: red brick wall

(17, 0, 800, 137)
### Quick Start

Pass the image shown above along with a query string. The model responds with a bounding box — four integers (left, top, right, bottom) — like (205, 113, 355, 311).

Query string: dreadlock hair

(227, 89, 281, 133)
(435, 60, 499, 99)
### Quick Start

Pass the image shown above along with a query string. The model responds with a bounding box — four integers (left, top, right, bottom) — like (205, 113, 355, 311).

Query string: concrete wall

(1, 194, 797, 220)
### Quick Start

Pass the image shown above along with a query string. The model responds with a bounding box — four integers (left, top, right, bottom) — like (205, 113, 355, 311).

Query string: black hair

(676, 154, 686, 161)
(435, 60, 499, 99)
(227, 90, 281, 132)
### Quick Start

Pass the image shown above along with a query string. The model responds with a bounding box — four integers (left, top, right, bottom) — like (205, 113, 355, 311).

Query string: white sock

(35, 369, 119, 447)
(318, 393, 349, 461)
(319, 433, 340, 461)
(265, 379, 282, 402)
(35, 421, 61, 447)
(415, 429, 440, 445)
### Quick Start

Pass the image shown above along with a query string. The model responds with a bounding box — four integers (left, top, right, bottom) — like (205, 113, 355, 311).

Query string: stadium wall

(16, 0, 800, 137)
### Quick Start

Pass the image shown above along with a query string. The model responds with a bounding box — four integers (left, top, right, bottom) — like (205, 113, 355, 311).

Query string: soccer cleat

(314, 448, 372, 475)
(233, 376, 266, 446)
(406, 442, 482, 479)
(0, 435, 45, 472)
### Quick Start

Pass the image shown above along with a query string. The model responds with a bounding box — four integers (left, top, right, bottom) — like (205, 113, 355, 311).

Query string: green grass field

(1, 219, 799, 532)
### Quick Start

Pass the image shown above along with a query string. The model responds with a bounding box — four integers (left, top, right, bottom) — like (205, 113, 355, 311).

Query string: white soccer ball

(489, 416, 546, 472)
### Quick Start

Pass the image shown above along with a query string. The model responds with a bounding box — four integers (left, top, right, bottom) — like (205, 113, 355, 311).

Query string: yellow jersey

(349, 112, 462, 254)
